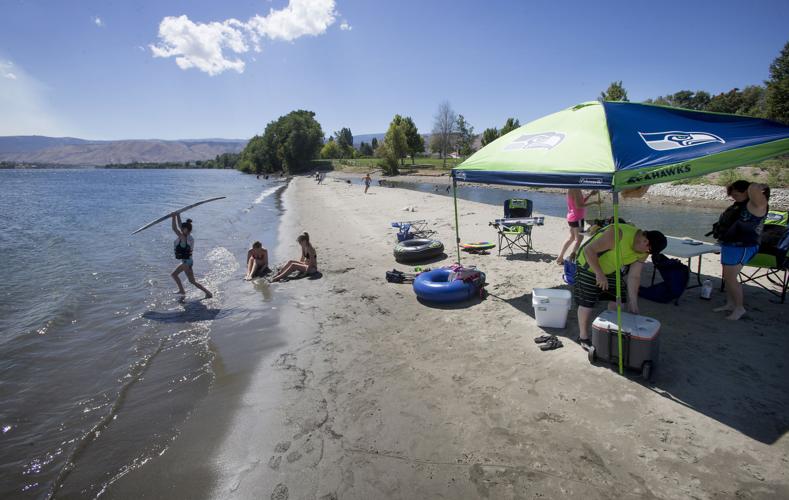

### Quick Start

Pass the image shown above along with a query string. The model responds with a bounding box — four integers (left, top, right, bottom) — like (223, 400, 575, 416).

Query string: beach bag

(563, 259, 577, 285)
(706, 202, 743, 240)
(759, 211, 789, 268)
(638, 254, 689, 303)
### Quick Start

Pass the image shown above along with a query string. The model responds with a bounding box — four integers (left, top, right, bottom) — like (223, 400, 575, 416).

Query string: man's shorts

(573, 266, 628, 308)
(720, 244, 759, 266)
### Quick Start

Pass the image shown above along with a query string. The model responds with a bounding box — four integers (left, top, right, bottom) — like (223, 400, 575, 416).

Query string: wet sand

(132, 176, 789, 498)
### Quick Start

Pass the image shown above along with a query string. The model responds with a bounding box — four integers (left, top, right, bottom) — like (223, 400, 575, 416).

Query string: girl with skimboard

(171, 214, 212, 298)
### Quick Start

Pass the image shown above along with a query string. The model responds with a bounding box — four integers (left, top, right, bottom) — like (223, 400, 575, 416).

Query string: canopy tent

(451, 101, 789, 374)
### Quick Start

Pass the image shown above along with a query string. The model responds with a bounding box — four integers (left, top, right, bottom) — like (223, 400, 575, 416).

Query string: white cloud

(151, 0, 337, 76)
(1, 60, 17, 80)
(150, 15, 248, 76)
(247, 0, 336, 42)
(94, 16, 103, 27)
(340, 21, 351, 31)
(0, 59, 70, 135)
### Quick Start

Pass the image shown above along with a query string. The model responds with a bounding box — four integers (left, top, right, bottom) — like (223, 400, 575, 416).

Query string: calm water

(0, 169, 287, 498)
(377, 179, 722, 241)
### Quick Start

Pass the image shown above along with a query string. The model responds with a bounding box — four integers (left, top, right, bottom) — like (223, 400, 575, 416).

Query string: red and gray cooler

(589, 310, 660, 380)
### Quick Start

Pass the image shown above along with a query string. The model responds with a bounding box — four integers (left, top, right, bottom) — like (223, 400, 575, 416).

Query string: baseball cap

(644, 230, 667, 256)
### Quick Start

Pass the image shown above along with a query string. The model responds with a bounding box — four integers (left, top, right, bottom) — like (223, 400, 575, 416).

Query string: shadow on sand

(494, 283, 789, 444)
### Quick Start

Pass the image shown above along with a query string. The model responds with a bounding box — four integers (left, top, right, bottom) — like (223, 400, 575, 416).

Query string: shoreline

(197, 176, 789, 498)
(330, 170, 789, 211)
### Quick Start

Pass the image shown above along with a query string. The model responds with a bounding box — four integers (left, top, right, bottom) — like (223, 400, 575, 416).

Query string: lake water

(377, 179, 723, 241)
(0, 169, 287, 498)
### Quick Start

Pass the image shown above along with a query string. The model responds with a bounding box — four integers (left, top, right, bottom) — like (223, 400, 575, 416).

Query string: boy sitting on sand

(244, 241, 270, 280)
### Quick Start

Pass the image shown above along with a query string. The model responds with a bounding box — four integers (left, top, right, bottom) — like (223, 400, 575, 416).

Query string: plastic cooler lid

(532, 288, 572, 302)
(592, 310, 660, 339)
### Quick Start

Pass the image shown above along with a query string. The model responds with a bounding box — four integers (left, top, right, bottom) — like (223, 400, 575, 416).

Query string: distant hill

(0, 136, 247, 165)
(352, 133, 385, 147)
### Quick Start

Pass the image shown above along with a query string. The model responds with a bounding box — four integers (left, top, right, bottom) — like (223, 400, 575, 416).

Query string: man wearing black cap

(574, 223, 667, 350)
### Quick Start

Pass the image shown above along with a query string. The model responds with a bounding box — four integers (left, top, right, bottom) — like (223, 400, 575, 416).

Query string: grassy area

(324, 157, 463, 174)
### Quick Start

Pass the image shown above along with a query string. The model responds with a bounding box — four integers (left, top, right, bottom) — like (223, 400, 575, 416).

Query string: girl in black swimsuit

(271, 232, 318, 282)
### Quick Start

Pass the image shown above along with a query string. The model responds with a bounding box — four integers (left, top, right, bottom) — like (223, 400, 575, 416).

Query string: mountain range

(0, 136, 248, 166)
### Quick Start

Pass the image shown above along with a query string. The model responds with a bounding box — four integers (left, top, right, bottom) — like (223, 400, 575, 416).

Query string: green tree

(320, 138, 341, 159)
(334, 127, 354, 157)
(455, 114, 476, 157)
(237, 110, 323, 174)
(599, 81, 629, 102)
(385, 115, 408, 165)
(371, 137, 379, 151)
(401, 116, 425, 164)
(766, 40, 789, 124)
(481, 127, 499, 146)
(359, 142, 374, 156)
(499, 118, 520, 136)
(376, 141, 400, 176)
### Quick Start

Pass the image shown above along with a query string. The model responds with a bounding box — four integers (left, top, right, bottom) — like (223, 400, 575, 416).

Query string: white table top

(662, 236, 720, 259)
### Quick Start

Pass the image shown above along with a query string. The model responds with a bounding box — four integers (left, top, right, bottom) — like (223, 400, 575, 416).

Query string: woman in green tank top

(574, 223, 667, 349)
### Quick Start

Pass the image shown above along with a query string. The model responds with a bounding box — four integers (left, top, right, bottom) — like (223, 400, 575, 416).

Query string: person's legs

(185, 266, 212, 298)
(569, 226, 584, 259)
(723, 264, 746, 320)
(577, 305, 595, 342)
(271, 261, 308, 282)
(556, 224, 580, 264)
(245, 257, 255, 280)
(171, 264, 187, 294)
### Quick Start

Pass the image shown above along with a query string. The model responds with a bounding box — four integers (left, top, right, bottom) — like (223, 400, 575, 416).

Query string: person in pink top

(556, 189, 600, 264)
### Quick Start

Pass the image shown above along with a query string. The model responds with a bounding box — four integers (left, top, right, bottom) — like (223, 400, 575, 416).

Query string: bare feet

(725, 307, 746, 320)
(713, 304, 733, 312)
(175, 290, 186, 295)
(204, 291, 213, 299)
(555, 258, 563, 265)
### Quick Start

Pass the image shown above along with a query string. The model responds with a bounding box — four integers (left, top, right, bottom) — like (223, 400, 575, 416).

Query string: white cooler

(532, 288, 572, 328)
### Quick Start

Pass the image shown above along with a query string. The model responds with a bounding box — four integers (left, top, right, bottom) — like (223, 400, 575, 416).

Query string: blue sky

(0, 0, 787, 140)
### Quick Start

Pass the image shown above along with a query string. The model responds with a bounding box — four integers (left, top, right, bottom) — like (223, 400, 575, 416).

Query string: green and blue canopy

(453, 101, 789, 190)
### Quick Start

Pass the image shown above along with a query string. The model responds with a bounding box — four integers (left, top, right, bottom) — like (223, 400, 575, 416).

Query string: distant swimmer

(171, 215, 213, 298)
(244, 241, 270, 280)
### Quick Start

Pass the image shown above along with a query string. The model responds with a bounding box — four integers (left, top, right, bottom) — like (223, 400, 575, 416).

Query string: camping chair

(738, 210, 789, 303)
(390, 220, 436, 241)
(489, 198, 541, 256)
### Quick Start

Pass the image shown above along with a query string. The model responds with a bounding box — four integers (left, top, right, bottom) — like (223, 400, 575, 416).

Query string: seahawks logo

(503, 132, 565, 151)
(639, 131, 725, 151)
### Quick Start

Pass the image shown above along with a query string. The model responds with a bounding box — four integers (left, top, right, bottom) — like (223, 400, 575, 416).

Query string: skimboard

(131, 197, 226, 235)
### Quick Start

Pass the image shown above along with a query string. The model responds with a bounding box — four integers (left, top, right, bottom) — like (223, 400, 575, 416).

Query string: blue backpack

(638, 254, 690, 303)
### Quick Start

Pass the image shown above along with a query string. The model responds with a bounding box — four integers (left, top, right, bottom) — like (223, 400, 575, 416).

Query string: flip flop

(534, 334, 554, 344)
(539, 338, 563, 351)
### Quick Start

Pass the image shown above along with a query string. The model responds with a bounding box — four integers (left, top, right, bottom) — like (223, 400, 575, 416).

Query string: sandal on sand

(539, 338, 563, 351)
(534, 334, 554, 344)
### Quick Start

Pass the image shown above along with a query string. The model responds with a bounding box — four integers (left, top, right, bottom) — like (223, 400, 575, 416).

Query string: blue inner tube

(413, 269, 480, 303)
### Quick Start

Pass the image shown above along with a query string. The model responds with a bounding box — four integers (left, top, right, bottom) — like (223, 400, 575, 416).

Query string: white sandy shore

(210, 176, 789, 499)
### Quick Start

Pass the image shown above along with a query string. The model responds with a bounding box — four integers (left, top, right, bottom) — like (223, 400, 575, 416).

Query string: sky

(0, 0, 788, 140)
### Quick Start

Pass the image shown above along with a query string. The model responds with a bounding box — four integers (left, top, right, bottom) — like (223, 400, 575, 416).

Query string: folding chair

(738, 213, 789, 303)
(489, 198, 541, 257)
(391, 220, 436, 241)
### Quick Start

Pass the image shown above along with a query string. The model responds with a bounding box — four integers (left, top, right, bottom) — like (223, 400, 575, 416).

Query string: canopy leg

(453, 177, 461, 263)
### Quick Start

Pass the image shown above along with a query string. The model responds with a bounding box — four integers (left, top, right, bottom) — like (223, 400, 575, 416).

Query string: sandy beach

(206, 175, 789, 499)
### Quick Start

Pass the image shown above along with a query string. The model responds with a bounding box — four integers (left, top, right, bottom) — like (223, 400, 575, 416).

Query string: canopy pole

(452, 176, 461, 263)
(612, 192, 624, 375)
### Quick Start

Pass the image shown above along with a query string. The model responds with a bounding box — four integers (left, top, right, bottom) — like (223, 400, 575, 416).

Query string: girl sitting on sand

(271, 232, 318, 282)
(244, 241, 270, 280)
